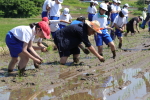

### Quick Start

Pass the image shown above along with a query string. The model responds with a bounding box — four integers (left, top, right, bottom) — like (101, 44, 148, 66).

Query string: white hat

(99, 3, 108, 11)
(63, 8, 69, 15)
(139, 16, 143, 21)
(94, 1, 99, 5)
(124, 3, 129, 7)
(85, 20, 102, 34)
(58, 0, 63, 3)
(121, 9, 128, 17)
(113, 0, 117, 3)
(144, 7, 147, 10)
(117, 1, 121, 4)
(90, 0, 94, 2)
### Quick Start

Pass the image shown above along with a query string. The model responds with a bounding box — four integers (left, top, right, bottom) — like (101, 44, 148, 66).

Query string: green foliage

(0, 0, 43, 18)
(63, 0, 89, 8)
(132, 10, 142, 16)
(135, 0, 146, 11)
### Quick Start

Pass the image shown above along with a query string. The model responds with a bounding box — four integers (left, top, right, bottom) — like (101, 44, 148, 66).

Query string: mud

(0, 30, 150, 100)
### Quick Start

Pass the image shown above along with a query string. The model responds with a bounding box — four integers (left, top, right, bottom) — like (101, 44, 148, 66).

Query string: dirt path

(0, 29, 150, 100)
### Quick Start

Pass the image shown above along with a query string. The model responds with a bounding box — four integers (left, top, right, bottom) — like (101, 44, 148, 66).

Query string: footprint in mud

(26, 82, 35, 86)
(144, 45, 150, 47)
(85, 73, 94, 76)
(77, 69, 85, 72)
(143, 43, 146, 45)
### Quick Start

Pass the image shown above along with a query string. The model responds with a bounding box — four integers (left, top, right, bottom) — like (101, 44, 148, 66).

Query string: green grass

(0, 18, 41, 46)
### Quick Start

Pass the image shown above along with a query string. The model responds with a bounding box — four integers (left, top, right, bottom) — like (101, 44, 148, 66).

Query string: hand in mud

(39, 58, 43, 63)
(98, 57, 105, 62)
(41, 47, 48, 52)
(34, 58, 42, 64)
(83, 48, 90, 54)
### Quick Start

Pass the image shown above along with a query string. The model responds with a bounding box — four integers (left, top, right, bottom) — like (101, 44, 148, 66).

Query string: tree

(0, 0, 44, 18)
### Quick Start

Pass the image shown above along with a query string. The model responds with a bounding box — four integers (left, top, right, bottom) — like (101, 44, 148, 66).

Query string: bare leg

(60, 57, 68, 65)
(108, 42, 116, 59)
(18, 52, 29, 70)
(8, 57, 18, 72)
(73, 54, 80, 63)
(118, 37, 123, 49)
(97, 46, 103, 56)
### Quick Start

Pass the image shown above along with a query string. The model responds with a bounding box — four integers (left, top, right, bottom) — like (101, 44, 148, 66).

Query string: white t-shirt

(49, 1, 62, 17)
(116, 6, 121, 12)
(10, 26, 35, 43)
(113, 15, 126, 27)
(42, 0, 51, 11)
(142, 11, 147, 20)
(59, 14, 72, 25)
(33, 37, 42, 43)
(111, 4, 117, 12)
(87, 6, 97, 14)
(50, 20, 60, 32)
(93, 13, 107, 28)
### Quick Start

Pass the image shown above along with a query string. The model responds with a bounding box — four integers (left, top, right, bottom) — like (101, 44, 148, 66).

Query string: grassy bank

(0, 18, 41, 46)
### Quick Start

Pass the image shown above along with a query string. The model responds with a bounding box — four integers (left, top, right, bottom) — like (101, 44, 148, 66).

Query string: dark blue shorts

(94, 29, 113, 46)
(88, 13, 95, 21)
(115, 28, 123, 37)
(148, 21, 150, 31)
(5, 32, 24, 57)
(59, 24, 66, 29)
(59, 47, 80, 57)
(49, 16, 59, 20)
(51, 32, 56, 39)
(111, 13, 118, 22)
(41, 11, 47, 18)
(51, 29, 60, 38)
(107, 20, 111, 25)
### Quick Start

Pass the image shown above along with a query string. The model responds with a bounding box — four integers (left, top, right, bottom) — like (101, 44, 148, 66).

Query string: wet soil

(0, 30, 150, 100)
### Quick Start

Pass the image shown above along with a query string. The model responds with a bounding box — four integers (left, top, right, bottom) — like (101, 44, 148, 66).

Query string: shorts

(49, 16, 59, 20)
(126, 23, 134, 33)
(59, 47, 80, 57)
(111, 13, 118, 22)
(59, 24, 66, 29)
(51, 32, 56, 39)
(5, 32, 24, 57)
(94, 29, 113, 46)
(41, 11, 47, 18)
(51, 29, 60, 38)
(115, 28, 123, 37)
(88, 13, 95, 21)
(107, 20, 111, 26)
(148, 21, 150, 31)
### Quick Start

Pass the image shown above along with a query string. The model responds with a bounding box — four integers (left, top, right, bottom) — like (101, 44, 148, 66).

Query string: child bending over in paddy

(5, 21, 50, 76)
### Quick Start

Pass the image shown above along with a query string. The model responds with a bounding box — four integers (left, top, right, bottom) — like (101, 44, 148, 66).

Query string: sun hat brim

(42, 30, 50, 39)
(85, 20, 102, 34)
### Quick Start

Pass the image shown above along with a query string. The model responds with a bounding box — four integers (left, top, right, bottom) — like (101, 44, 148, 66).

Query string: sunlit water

(0, 68, 149, 100)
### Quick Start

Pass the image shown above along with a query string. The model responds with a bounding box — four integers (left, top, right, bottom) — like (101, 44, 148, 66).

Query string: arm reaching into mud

(87, 46, 105, 62)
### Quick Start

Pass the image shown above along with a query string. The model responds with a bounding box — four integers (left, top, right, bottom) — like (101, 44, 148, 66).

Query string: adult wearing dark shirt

(54, 20, 105, 64)
(105, 0, 111, 25)
(124, 16, 143, 36)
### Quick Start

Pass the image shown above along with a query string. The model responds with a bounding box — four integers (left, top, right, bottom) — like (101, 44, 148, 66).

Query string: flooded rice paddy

(0, 30, 150, 100)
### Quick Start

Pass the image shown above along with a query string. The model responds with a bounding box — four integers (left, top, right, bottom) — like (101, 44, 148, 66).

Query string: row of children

(5, 0, 145, 76)
(86, 0, 144, 55)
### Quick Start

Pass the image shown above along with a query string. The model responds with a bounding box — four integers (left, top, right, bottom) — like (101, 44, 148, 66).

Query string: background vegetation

(0, 0, 147, 47)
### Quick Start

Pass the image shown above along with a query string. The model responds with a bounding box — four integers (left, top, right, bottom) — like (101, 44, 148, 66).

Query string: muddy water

(1, 68, 149, 100)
